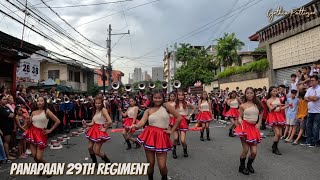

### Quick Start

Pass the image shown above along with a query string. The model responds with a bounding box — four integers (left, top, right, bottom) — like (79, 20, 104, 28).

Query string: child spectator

(290, 74, 298, 91)
(282, 90, 299, 140)
(290, 90, 308, 145)
(14, 106, 28, 159)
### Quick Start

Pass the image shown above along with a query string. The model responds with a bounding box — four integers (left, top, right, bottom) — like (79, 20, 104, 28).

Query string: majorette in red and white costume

(121, 105, 141, 150)
(122, 106, 139, 132)
(86, 111, 110, 143)
(137, 106, 173, 152)
(176, 106, 189, 132)
(234, 105, 261, 145)
(225, 99, 240, 119)
(235, 102, 262, 175)
(22, 110, 48, 149)
(196, 101, 213, 123)
(168, 101, 176, 126)
(196, 99, 213, 141)
(266, 98, 286, 127)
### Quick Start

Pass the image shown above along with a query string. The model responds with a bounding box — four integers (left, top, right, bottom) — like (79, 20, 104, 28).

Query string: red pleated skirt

(234, 120, 261, 145)
(22, 125, 48, 149)
(196, 111, 213, 123)
(123, 118, 138, 127)
(225, 108, 240, 119)
(178, 115, 189, 132)
(169, 117, 176, 126)
(137, 126, 173, 153)
(266, 111, 286, 127)
(86, 123, 111, 143)
(123, 118, 138, 133)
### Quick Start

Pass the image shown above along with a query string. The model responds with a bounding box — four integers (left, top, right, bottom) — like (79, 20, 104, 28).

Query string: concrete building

(238, 51, 267, 66)
(152, 67, 164, 81)
(0, 31, 45, 94)
(143, 71, 151, 81)
(249, 0, 320, 86)
(133, 68, 142, 83)
(96, 69, 124, 86)
(40, 59, 94, 92)
(163, 48, 171, 83)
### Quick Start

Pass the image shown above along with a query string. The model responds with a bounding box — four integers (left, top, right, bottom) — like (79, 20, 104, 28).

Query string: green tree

(175, 53, 214, 87)
(176, 43, 207, 65)
(215, 33, 245, 67)
(87, 83, 99, 96)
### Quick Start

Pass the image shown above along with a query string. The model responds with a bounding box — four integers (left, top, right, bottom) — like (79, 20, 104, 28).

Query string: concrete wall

(220, 78, 269, 91)
(203, 81, 219, 93)
(40, 62, 67, 81)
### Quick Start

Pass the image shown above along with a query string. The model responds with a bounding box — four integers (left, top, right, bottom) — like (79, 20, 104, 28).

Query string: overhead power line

(35, 0, 133, 8)
(11, 0, 106, 65)
(73, 0, 160, 28)
(40, 0, 111, 51)
(203, 0, 240, 46)
(131, 0, 263, 61)
(0, 8, 102, 66)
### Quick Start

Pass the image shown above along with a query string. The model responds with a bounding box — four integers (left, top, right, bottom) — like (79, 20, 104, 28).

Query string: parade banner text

(10, 163, 150, 176)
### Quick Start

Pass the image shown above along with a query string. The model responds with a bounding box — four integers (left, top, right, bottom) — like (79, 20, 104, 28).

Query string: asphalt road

(1, 121, 319, 180)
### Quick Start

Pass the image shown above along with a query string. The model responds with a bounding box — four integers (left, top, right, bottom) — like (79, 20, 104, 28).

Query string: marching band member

(234, 87, 263, 175)
(225, 91, 241, 137)
(83, 95, 112, 164)
(22, 96, 60, 177)
(119, 97, 141, 150)
(130, 89, 182, 180)
(172, 90, 195, 159)
(196, 91, 214, 141)
(266, 86, 289, 155)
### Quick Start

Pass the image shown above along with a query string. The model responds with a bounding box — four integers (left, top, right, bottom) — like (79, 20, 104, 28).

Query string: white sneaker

(26, 149, 31, 155)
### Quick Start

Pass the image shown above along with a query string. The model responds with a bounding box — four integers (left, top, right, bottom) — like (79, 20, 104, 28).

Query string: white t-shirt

(305, 85, 320, 113)
(291, 82, 298, 91)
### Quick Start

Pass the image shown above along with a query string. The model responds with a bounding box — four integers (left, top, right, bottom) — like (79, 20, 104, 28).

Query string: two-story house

(40, 59, 94, 92)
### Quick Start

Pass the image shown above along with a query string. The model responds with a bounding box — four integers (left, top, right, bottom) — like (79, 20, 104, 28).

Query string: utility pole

(105, 24, 130, 94)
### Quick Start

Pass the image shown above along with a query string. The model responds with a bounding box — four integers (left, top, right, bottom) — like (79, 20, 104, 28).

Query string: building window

(83, 72, 86, 83)
(75, 72, 80, 82)
(48, 70, 59, 80)
(68, 70, 73, 81)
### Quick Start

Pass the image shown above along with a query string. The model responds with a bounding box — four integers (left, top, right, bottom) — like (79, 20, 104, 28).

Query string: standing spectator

(301, 75, 320, 147)
(0, 129, 11, 164)
(0, 94, 15, 160)
(14, 106, 28, 159)
(110, 91, 120, 128)
(6, 95, 17, 156)
(291, 90, 308, 145)
(283, 90, 299, 142)
(290, 74, 298, 91)
(299, 66, 310, 89)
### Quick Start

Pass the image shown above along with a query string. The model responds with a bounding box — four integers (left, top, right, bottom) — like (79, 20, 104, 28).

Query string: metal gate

(275, 63, 312, 86)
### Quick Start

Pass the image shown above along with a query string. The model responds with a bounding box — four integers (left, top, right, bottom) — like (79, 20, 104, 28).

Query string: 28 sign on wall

(17, 58, 40, 81)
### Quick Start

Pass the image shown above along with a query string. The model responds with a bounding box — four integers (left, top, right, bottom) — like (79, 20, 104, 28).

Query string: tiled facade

(271, 26, 320, 69)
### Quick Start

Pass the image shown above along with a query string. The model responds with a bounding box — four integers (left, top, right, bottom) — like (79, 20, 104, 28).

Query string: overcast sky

(0, 0, 308, 83)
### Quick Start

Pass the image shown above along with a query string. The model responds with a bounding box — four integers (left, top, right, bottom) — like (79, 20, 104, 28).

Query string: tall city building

(152, 67, 164, 81)
(144, 71, 151, 81)
(133, 68, 142, 83)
